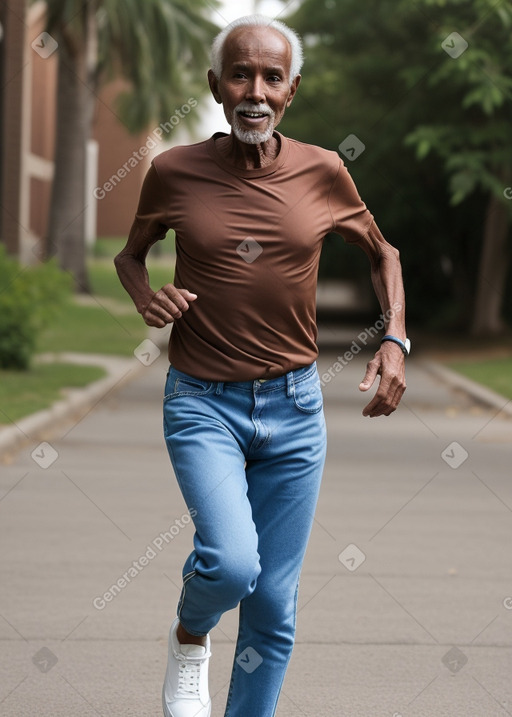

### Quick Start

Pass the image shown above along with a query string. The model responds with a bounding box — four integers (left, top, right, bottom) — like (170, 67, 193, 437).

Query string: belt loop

(215, 381, 224, 395)
(286, 370, 295, 397)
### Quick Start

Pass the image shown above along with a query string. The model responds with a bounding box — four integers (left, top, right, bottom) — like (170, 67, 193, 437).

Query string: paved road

(1, 346, 511, 716)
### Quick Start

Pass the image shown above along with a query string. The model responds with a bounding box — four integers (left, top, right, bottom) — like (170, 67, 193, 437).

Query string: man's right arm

(114, 236, 197, 329)
(114, 163, 197, 328)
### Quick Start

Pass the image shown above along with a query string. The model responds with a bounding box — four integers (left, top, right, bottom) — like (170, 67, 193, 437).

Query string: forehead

(223, 26, 291, 70)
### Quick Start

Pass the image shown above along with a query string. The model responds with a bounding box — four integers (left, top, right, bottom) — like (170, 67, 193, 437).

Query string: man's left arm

(354, 221, 407, 418)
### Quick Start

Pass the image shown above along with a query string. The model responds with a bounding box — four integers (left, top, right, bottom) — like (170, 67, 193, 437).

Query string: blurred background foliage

(0, 246, 71, 369)
(42, 0, 219, 291)
(281, 0, 512, 335)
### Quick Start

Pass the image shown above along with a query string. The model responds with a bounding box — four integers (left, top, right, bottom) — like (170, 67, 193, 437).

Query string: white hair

(210, 14, 304, 85)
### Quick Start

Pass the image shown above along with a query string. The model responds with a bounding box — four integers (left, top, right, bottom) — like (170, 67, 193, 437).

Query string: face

(208, 26, 301, 145)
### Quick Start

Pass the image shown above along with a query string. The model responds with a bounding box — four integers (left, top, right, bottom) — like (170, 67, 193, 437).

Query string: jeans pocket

(292, 373, 324, 413)
(164, 370, 214, 400)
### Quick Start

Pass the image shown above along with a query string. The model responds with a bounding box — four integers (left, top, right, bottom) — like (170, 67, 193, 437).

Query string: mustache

(235, 102, 274, 117)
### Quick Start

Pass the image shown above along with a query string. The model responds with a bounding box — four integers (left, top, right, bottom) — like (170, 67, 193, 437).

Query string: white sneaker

(162, 618, 211, 717)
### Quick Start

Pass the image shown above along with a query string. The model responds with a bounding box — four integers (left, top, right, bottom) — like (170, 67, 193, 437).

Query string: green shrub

(0, 246, 71, 369)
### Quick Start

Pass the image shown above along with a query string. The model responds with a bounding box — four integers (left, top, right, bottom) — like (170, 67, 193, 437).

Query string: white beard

(231, 104, 276, 145)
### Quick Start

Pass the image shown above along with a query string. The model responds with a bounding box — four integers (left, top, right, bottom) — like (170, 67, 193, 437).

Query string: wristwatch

(380, 335, 411, 356)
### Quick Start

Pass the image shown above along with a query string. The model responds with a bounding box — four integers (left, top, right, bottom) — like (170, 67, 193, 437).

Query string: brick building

(0, 0, 171, 261)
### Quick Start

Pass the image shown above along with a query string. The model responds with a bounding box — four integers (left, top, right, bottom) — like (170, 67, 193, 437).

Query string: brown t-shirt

(129, 131, 376, 381)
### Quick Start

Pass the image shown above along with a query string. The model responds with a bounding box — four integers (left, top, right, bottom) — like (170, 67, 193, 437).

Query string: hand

(358, 342, 406, 417)
(141, 285, 197, 328)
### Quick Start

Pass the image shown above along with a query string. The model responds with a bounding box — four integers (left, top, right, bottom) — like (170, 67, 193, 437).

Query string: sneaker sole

(162, 684, 211, 717)
(162, 684, 170, 717)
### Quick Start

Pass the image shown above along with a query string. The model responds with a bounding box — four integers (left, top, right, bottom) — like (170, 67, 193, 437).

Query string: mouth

(237, 110, 270, 125)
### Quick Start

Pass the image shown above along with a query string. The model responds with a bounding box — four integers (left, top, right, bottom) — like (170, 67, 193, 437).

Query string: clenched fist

(141, 285, 198, 328)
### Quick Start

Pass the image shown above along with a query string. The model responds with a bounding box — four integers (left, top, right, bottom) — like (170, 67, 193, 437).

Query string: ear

(286, 75, 301, 108)
(208, 69, 223, 105)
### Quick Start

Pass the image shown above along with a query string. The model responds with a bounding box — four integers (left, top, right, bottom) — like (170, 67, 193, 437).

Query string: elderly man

(115, 14, 408, 717)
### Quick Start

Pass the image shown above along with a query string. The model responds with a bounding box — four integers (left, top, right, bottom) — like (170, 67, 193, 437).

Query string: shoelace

(176, 658, 202, 697)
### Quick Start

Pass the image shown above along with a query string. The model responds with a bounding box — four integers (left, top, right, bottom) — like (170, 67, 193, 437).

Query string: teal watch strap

(381, 335, 410, 356)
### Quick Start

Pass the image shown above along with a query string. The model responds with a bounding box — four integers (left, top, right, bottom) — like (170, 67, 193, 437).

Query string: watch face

(404, 338, 411, 355)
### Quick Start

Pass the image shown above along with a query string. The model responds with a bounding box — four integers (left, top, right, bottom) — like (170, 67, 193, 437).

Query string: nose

(246, 75, 265, 104)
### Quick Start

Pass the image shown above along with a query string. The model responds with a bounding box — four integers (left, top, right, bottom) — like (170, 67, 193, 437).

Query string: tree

(43, 0, 219, 291)
(281, 0, 512, 334)
(404, 0, 512, 335)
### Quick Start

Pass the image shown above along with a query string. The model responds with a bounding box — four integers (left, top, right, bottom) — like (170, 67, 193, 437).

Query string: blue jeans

(163, 362, 327, 717)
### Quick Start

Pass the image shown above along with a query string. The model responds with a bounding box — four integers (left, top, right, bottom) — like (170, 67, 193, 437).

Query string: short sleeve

(328, 159, 374, 243)
(129, 162, 170, 242)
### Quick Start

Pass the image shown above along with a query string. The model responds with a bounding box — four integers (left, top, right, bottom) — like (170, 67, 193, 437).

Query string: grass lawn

(37, 298, 148, 355)
(38, 237, 173, 356)
(0, 240, 170, 427)
(89, 261, 174, 304)
(447, 357, 512, 400)
(88, 236, 175, 304)
(92, 233, 175, 259)
(0, 363, 106, 425)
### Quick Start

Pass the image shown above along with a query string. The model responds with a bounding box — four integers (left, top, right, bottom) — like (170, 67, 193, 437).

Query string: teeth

(242, 112, 266, 117)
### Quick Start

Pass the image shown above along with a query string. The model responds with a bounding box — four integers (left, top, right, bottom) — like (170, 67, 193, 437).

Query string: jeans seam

(177, 570, 197, 629)
(224, 601, 245, 716)
(164, 387, 216, 400)
(292, 364, 317, 385)
(269, 578, 301, 716)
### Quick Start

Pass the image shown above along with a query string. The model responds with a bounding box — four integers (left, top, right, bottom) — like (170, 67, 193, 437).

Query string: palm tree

(43, 0, 219, 291)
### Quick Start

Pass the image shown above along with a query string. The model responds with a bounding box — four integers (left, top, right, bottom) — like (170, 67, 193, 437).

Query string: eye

(233, 72, 247, 79)
(267, 75, 282, 83)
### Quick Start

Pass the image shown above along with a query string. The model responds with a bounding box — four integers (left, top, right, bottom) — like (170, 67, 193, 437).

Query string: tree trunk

(46, 9, 97, 292)
(471, 189, 511, 336)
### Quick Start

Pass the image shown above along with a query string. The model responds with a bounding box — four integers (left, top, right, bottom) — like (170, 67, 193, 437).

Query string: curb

(0, 353, 146, 462)
(419, 359, 512, 418)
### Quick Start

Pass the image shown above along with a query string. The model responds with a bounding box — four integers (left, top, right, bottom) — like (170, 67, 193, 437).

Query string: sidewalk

(0, 349, 511, 716)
